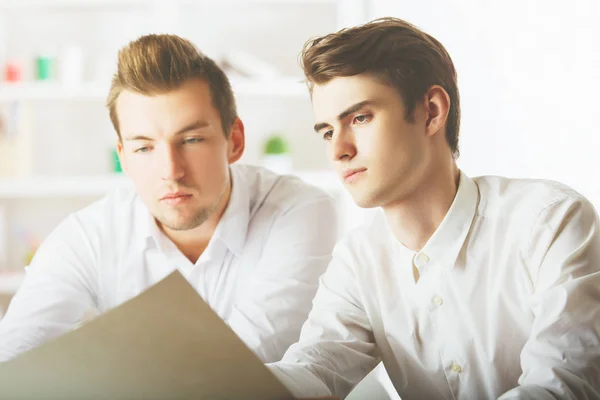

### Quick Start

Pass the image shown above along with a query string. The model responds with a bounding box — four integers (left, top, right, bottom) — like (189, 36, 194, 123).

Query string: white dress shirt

(0, 164, 338, 363)
(269, 171, 600, 399)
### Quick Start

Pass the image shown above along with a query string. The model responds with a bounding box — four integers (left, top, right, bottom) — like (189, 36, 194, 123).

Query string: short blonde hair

(106, 34, 237, 139)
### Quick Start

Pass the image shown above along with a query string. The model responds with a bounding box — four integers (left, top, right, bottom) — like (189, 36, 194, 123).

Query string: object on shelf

(14, 228, 39, 266)
(0, 107, 4, 138)
(0, 205, 7, 270)
(0, 102, 32, 178)
(58, 45, 84, 87)
(261, 134, 293, 174)
(3, 61, 22, 83)
(35, 54, 55, 81)
(111, 148, 123, 173)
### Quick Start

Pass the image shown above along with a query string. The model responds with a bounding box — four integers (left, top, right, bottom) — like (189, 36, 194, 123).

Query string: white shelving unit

(0, 170, 340, 198)
(0, 175, 132, 198)
(0, 0, 368, 276)
(0, 271, 24, 295)
(0, 82, 108, 101)
(0, 0, 149, 8)
(0, 0, 339, 8)
(0, 77, 307, 101)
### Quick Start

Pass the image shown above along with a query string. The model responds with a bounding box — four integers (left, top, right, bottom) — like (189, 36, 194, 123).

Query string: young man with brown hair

(268, 17, 600, 399)
(0, 34, 338, 364)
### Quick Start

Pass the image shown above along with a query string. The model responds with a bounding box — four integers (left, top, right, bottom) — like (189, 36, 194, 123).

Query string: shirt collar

(209, 166, 250, 257)
(134, 167, 250, 257)
(135, 196, 159, 252)
(419, 170, 479, 269)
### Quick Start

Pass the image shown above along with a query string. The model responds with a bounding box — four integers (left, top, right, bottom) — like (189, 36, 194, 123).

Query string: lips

(161, 192, 190, 200)
(342, 168, 367, 182)
(343, 168, 367, 179)
(160, 192, 192, 205)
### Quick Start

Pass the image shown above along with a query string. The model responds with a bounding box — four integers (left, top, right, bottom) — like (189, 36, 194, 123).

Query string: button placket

(451, 362, 462, 373)
(413, 252, 430, 269)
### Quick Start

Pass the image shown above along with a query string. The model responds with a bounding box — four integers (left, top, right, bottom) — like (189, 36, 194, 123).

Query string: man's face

(312, 74, 431, 209)
(116, 78, 244, 232)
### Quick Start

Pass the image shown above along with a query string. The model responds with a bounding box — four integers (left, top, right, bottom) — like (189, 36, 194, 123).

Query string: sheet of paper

(0, 270, 294, 399)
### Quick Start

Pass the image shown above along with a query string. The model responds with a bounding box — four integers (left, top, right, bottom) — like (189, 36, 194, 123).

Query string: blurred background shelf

(0, 170, 340, 198)
(0, 0, 149, 9)
(0, 0, 367, 273)
(0, 175, 132, 198)
(0, 77, 307, 101)
(0, 271, 24, 295)
(0, 0, 339, 9)
(0, 82, 108, 101)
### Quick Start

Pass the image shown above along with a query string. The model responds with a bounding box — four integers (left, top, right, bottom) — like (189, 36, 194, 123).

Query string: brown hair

(301, 17, 460, 157)
(106, 34, 237, 139)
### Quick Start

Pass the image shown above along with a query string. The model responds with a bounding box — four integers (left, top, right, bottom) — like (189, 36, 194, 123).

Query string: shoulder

(473, 175, 593, 221)
(71, 186, 139, 225)
(233, 164, 335, 214)
(473, 175, 598, 269)
(50, 186, 141, 244)
(31, 186, 141, 267)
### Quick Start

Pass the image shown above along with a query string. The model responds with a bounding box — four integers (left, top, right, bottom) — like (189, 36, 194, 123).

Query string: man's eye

(185, 138, 204, 144)
(354, 114, 371, 124)
(134, 147, 150, 153)
(322, 130, 333, 141)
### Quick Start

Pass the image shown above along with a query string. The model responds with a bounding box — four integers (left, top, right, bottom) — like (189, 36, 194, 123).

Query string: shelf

(0, 0, 149, 9)
(0, 170, 340, 198)
(0, 0, 337, 9)
(0, 82, 110, 101)
(0, 175, 133, 198)
(0, 77, 307, 102)
(0, 271, 24, 295)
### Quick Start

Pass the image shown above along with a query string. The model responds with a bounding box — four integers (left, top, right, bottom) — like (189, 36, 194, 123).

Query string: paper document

(0, 270, 294, 399)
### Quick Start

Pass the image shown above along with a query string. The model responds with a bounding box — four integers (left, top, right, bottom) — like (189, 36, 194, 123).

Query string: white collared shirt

(269, 171, 600, 400)
(0, 164, 338, 363)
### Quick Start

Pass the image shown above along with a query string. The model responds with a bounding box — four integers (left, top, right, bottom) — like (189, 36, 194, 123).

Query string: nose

(160, 144, 185, 181)
(330, 127, 357, 163)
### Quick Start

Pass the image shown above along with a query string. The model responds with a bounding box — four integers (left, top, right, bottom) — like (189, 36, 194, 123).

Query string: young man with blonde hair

(268, 17, 600, 399)
(0, 34, 338, 364)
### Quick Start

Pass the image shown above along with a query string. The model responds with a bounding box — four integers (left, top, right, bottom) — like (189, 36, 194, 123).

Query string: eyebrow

(124, 120, 210, 141)
(313, 100, 375, 133)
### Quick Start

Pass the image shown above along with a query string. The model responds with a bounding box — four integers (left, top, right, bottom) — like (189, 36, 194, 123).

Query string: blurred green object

(112, 148, 123, 173)
(264, 135, 288, 155)
(36, 56, 54, 81)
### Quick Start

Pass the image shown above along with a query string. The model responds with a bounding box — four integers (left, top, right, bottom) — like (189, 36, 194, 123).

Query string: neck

(383, 161, 460, 252)
(161, 178, 232, 264)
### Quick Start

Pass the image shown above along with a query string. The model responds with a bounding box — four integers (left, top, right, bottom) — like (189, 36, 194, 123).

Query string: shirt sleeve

(0, 214, 98, 362)
(226, 193, 339, 363)
(499, 196, 600, 399)
(267, 239, 380, 399)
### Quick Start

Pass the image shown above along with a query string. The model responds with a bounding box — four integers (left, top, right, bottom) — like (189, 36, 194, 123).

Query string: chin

(350, 193, 380, 209)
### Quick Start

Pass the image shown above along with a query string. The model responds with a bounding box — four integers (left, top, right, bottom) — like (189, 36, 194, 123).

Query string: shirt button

(416, 252, 430, 265)
(432, 295, 443, 306)
(451, 363, 462, 373)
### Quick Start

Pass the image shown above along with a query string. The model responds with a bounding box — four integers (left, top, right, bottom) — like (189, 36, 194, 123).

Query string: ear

(227, 118, 245, 164)
(116, 138, 128, 174)
(424, 85, 451, 138)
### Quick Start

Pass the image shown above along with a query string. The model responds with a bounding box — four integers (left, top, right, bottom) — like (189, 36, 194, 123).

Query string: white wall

(370, 0, 600, 208)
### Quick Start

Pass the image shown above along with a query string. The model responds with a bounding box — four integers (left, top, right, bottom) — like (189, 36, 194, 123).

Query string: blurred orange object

(3, 61, 22, 82)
